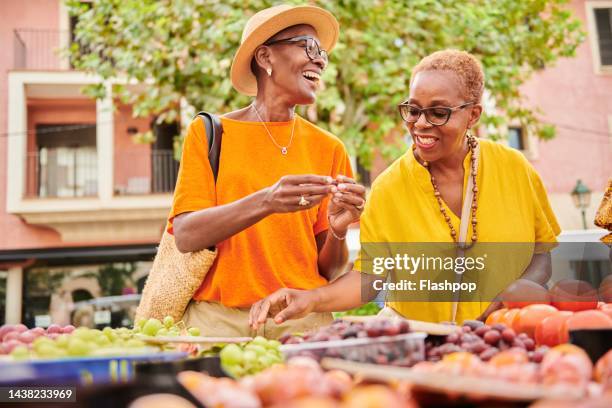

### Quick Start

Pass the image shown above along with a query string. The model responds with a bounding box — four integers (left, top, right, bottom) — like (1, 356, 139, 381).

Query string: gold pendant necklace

(251, 104, 295, 155)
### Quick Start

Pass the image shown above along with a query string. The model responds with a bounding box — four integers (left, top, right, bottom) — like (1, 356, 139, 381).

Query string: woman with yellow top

(170, 5, 366, 338)
(252, 50, 561, 325)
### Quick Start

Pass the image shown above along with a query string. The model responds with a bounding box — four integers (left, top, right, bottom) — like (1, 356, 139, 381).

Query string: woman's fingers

(332, 192, 364, 207)
(249, 300, 262, 328)
(336, 182, 366, 197)
(283, 184, 332, 197)
(274, 302, 302, 324)
(255, 299, 272, 326)
(283, 175, 333, 186)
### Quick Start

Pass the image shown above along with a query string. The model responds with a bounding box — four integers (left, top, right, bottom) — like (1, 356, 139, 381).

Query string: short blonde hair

(410, 50, 484, 103)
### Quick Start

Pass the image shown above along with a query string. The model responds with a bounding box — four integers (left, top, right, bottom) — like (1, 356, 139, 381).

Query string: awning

(0, 244, 157, 266)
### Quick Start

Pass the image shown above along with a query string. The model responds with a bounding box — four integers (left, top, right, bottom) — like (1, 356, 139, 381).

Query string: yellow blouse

(354, 139, 561, 323)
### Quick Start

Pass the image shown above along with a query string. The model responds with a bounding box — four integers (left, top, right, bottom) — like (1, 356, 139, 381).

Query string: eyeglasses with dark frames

(263, 35, 328, 65)
(398, 102, 475, 126)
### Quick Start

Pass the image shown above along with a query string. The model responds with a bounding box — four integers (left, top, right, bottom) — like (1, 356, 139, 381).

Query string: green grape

(220, 344, 243, 366)
(125, 339, 146, 348)
(187, 327, 200, 336)
(67, 338, 90, 356)
(269, 353, 283, 364)
(157, 328, 169, 337)
(266, 340, 281, 349)
(11, 345, 29, 360)
(35, 344, 62, 359)
(251, 336, 267, 347)
(225, 365, 245, 378)
(242, 350, 257, 365)
(72, 327, 90, 339)
(135, 318, 147, 331)
(163, 316, 174, 329)
(166, 329, 180, 337)
(33, 337, 55, 350)
(244, 344, 266, 356)
(257, 355, 275, 368)
(95, 336, 111, 347)
(55, 334, 70, 348)
(142, 318, 163, 336)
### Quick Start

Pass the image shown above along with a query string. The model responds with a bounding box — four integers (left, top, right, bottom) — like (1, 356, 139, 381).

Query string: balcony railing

(25, 147, 98, 198)
(114, 150, 178, 196)
(24, 148, 178, 199)
(14, 29, 70, 70)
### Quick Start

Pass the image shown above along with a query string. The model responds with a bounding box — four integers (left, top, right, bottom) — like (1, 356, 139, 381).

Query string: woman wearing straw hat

(169, 5, 365, 338)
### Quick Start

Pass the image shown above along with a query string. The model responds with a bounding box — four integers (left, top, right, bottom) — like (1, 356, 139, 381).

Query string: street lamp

(571, 179, 592, 230)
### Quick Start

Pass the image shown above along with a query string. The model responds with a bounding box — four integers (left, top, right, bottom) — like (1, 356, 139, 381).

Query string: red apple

(3, 332, 20, 342)
(14, 324, 28, 333)
(46, 324, 61, 334)
(17, 331, 35, 344)
(2, 339, 23, 354)
(0, 325, 15, 341)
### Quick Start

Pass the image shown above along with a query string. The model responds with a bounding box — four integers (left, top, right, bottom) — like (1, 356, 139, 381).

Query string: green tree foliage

(67, 0, 583, 167)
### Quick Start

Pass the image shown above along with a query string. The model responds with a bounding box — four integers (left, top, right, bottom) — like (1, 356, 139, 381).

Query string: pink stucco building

(0, 1, 610, 325)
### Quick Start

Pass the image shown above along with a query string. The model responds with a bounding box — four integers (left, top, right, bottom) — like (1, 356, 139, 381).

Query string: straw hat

(230, 4, 340, 96)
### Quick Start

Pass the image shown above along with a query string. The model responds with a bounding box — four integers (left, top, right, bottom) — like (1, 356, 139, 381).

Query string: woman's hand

(476, 300, 504, 322)
(249, 288, 320, 330)
(327, 175, 366, 238)
(262, 175, 334, 214)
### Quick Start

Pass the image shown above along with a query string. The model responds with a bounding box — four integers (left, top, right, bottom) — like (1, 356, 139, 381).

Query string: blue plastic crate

(0, 351, 188, 386)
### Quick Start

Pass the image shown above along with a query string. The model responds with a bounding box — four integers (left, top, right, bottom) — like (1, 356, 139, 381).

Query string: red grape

(484, 330, 501, 345)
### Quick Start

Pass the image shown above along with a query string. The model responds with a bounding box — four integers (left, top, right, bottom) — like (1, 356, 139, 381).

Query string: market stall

(0, 295, 611, 407)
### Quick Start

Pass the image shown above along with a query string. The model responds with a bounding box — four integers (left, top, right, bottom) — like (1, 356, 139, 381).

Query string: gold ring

(298, 195, 310, 206)
(355, 202, 365, 211)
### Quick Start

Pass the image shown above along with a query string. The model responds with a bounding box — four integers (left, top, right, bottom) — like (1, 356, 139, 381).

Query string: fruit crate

(0, 351, 188, 386)
(280, 332, 426, 366)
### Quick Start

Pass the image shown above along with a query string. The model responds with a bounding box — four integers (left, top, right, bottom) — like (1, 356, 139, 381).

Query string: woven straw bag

(136, 112, 223, 321)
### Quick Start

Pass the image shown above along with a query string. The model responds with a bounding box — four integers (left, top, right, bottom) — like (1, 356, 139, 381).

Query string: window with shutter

(595, 7, 612, 66)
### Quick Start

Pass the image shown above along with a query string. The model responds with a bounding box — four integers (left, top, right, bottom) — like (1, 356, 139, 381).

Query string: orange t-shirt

(168, 115, 353, 308)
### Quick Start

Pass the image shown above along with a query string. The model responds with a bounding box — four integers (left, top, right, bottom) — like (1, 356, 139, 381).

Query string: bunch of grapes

(279, 319, 410, 344)
(426, 320, 548, 363)
(7, 326, 149, 360)
(0, 316, 202, 361)
(332, 302, 382, 318)
(133, 316, 200, 337)
(220, 336, 283, 378)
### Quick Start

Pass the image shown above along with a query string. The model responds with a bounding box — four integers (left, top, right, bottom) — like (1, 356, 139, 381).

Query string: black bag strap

(195, 111, 223, 182)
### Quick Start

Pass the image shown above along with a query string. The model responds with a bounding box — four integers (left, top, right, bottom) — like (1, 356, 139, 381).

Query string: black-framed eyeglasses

(398, 102, 475, 126)
(263, 35, 328, 65)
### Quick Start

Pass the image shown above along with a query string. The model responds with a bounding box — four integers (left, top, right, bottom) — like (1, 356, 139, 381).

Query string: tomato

(550, 279, 598, 312)
(501, 308, 521, 331)
(514, 304, 558, 338)
(563, 310, 612, 333)
(534, 311, 573, 347)
(502, 279, 551, 309)
(594, 349, 612, 388)
(485, 308, 508, 326)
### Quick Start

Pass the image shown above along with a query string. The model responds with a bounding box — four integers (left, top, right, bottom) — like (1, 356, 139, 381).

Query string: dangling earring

(266, 68, 272, 77)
